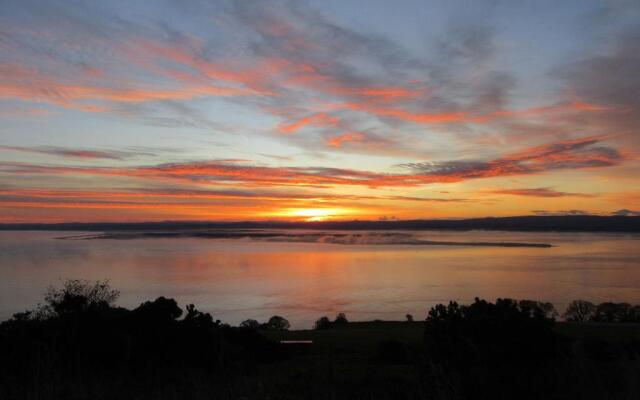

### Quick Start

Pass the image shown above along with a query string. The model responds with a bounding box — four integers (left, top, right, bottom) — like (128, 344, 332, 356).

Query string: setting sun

(276, 207, 352, 221)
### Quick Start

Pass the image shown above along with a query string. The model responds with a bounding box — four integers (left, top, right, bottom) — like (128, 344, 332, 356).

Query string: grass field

(266, 320, 640, 351)
(257, 320, 640, 398)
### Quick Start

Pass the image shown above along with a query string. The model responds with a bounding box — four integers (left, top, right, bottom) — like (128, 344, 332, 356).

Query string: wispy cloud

(488, 187, 596, 198)
(0, 136, 624, 188)
(400, 136, 624, 181)
(531, 210, 592, 216)
(0, 145, 155, 160)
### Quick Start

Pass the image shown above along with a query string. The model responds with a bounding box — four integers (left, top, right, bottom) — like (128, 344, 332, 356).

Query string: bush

(44, 279, 119, 316)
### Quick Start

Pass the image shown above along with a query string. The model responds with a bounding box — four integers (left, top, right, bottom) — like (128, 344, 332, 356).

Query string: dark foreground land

(2, 281, 640, 400)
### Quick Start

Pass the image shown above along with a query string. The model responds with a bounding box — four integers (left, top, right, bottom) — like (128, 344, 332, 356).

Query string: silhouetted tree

(406, 314, 414, 322)
(423, 298, 566, 399)
(593, 302, 632, 323)
(43, 279, 119, 315)
(314, 316, 332, 330)
(334, 312, 348, 324)
(629, 305, 640, 322)
(240, 319, 261, 329)
(563, 300, 596, 322)
(518, 300, 558, 320)
(264, 315, 290, 330)
(134, 296, 183, 323)
(0, 280, 285, 400)
(184, 304, 218, 328)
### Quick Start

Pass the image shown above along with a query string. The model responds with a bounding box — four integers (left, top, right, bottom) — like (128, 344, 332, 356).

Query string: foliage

(563, 300, 640, 323)
(263, 315, 290, 331)
(334, 312, 348, 324)
(314, 316, 332, 330)
(239, 319, 261, 329)
(43, 279, 119, 316)
(0, 279, 283, 400)
(564, 300, 597, 322)
(423, 298, 567, 399)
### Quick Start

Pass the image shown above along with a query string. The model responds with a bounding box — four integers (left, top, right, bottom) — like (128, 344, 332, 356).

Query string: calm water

(1, 230, 639, 328)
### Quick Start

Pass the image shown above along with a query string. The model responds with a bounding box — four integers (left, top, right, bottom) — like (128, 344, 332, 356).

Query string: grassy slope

(258, 321, 640, 392)
(255, 321, 640, 398)
(266, 321, 640, 350)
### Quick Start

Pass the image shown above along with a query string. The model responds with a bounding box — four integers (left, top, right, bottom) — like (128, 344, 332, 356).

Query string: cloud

(277, 113, 338, 134)
(0, 64, 247, 113)
(0, 187, 469, 219)
(532, 210, 592, 216)
(400, 136, 624, 181)
(0, 145, 154, 160)
(1, 0, 630, 163)
(554, 26, 640, 144)
(0, 136, 624, 189)
(611, 209, 640, 217)
(488, 187, 596, 198)
(326, 131, 365, 148)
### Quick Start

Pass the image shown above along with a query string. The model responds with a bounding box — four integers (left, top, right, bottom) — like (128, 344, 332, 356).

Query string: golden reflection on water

(1, 231, 639, 328)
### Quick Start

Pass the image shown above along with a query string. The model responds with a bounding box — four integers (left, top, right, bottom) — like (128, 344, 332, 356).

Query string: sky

(0, 0, 639, 222)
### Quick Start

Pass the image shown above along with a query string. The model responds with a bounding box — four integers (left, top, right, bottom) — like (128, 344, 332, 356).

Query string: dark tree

(264, 315, 290, 330)
(334, 312, 348, 324)
(314, 316, 332, 330)
(406, 313, 414, 322)
(240, 319, 261, 329)
(563, 300, 596, 322)
(134, 296, 183, 323)
(518, 300, 558, 320)
(184, 304, 218, 328)
(593, 302, 632, 323)
(44, 279, 119, 315)
(423, 298, 566, 399)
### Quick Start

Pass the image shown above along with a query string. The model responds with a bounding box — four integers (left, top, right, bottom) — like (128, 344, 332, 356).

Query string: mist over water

(1, 230, 639, 328)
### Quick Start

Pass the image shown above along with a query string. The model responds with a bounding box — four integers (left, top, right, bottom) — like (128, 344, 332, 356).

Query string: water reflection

(1, 230, 639, 328)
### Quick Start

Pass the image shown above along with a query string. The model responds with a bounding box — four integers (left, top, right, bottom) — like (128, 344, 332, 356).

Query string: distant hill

(1, 215, 639, 232)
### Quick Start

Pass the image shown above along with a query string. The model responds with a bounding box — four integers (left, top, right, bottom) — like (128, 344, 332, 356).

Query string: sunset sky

(1, 0, 639, 222)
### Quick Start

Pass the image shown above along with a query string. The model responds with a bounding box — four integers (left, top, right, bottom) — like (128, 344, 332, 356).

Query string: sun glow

(280, 207, 350, 221)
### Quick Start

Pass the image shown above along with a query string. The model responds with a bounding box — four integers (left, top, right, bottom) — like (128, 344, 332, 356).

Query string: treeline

(0, 280, 283, 400)
(564, 300, 640, 323)
(2, 280, 640, 399)
(2, 215, 639, 232)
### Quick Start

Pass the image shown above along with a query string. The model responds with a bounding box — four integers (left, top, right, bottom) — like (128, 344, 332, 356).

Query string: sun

(265, 207, 348, 221)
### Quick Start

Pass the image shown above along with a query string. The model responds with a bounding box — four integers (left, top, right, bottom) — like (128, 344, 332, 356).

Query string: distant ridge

(1, 216, 639, 232)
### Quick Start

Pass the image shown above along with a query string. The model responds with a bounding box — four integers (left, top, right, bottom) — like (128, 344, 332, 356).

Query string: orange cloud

(277, 113, 339, 134)
(326, 131, 365, 147)
(488, 187, 596, 198)
(0, 63, 248, 111)
(0, 136, 624, 189)
(341, 99, 612, 126)
(342, 101, 467, 124)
